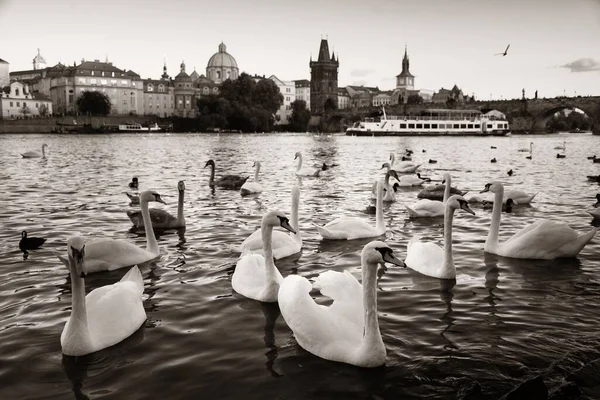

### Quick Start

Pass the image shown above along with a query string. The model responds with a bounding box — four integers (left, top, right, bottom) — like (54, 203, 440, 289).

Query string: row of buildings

(1, 40, 472, 123)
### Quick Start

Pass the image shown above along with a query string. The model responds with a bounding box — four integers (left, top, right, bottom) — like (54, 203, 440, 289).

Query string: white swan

(294, 151, 321, 177)
(396, 174, 426, 187)
(371, 169, 400, 202)
(406, 173, 451, 217)
(277, 240, 405, 368)
(239, 185, 302, 259)
(405, 195, 475, 279)
(481, 182, 597, 259)
(127, 181, 185, 230)
(21, 143, 48, 158)
(518, 142, 533, 152)
(58, 237, 146, 356)
(316, 179, 386, 240)
(84, 191, 164, 273)
(554, 141, 566, 150)
(240, 161, 263, 196)
(232, 210, 296, 302)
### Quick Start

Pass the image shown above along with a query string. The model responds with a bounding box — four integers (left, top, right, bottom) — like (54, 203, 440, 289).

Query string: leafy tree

(324, 98, 337, 112)
(76, 91, 111, 116)
(19, 104, 31, 117)
(253, 78, 283, 114)
(406, 94, 423, 105)
(546, 109, 591, 132)
(288, 100, 311, 132)
(38, 103, 49, 117)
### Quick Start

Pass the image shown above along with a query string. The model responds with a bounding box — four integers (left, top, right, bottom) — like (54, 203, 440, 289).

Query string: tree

(324, 98, 337, 112)
(76, 91, 111, 116)
(38, 103, 49, 117)
(406, 94, 423, 105)
(288, 100, 311, 132)
(19, 104, 31, 118)
(253, 79, 283, 114)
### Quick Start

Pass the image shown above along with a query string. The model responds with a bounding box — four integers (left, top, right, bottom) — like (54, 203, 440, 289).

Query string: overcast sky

(1, 0, 599, 100)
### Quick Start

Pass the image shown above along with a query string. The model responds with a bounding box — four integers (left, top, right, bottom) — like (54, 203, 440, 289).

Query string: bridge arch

(531, 104, 596, 133)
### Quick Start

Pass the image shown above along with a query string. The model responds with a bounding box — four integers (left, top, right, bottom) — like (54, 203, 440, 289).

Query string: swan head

(363, 241, 405, 267)
(67, 236, 86, 277)
(441, 173, 451, 184)
(386, 169, 400, 182)
(21, 231, 27, 239)
(177, 181, 185, 192)
(253, 161, 261, 168)
(480, 182, 503, 194)
(294, 151, 301, 160)
(446, 195, 475, 215)
(262, 210, 296, 234)
(140, 191, 166, 204)
(380, 162, 391, 170)
(42, 144, 48, 149)
(204, 159, 215, 169)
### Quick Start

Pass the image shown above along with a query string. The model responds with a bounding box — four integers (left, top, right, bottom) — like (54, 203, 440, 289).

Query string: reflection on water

(1, 132, 600, 399)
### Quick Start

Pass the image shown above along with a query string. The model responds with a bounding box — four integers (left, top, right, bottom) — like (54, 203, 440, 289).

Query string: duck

(58, 237, 146, 356)
(491, 158, 497, 163)
(125, 192, 139, 205)
(554, 141, 566, 150)
(128, 177, 139, 189)
(21, 143, 48, 159)
(320, 162, 339, 171)
(127, 181, 185, 230)
(482, 198, 515, 212)
(587, 155, 596, 160)
(317, 178, 387, 240)
(526, 154, 532, 160)
(232, 210, 296, 302)
(401, 155, 412, 161)
(204, 159, 249, 190)
(19, 231, 46, 252)
(405, 195, 475, 279)
(480, 182, 597, 259)
(491, 146, 497, 149)
(557, 153, 566, 159)
(294, 151, 321, 177)
(405, 173, 452, 218)
(507, 169, 514, 176)
(240, 161, 263, 196)
(518, 142, 533, 153)
(239, 185, 302, 259)
(588, 194, 600, 219)
(587, 175, 600, 183)
(277, 241, 405, 368)
(81, 191, 164, 273)
(422, 149, 427, 153)
(428, 159, 437, 164)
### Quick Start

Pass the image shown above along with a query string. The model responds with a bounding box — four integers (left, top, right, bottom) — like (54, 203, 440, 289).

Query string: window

(15, 88, 19, 96)
(424, 124, 430, 129)
(111, 79, 117, 85)
(226, 71, 230, 79)
(9, 102, 13, 107)
(460, 124, 466, 129)
(112, 72, 115, 77)
(216, 71, 221, 80)
(487, 124, 493, 128)
(158, 85, 164, 92)
(468, 124, 473, 129)
(102, 71, 105, 77)
(475, 124, 480, 129)
(431, 124, 438, 129)
(148, 84, 153, 92)
(91, 79, 97, 84)
(121, 80, 128, 85)
(91, 71, 94, 76)
(78, 78, 86, 84)
(203, 87, 209, 94)
(416, 124, 423, 129)
(36, 103, 39, 108)
(101, 79, 107, 85)
(408, 123, 415, 129)
(16, 102, 20, 107)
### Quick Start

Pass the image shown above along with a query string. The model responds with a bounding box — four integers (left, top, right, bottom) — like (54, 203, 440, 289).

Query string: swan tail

(121, 266, 144, 293)
(313, 223, 339, 239)
(576, 228, 598, 251)
(405, 205, 419, 217)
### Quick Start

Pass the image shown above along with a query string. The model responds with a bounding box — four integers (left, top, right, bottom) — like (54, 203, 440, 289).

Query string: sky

(1, 0, 599, 100)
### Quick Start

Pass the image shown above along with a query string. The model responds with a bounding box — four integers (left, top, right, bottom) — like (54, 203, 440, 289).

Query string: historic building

(1, 80, 53, 119)
(391, 46, 420, 105)
(346, 85, 379, 108)
(269, 75, 295, 124)
(337, 87, 350, 110)
(310, 38, 338, 113)
(294, 79, 310, 110)
(173, 61, 196, 118)
(142, 62, 174, 118)
(373, 91, 393, 107)
(206, 42, 239, 84)
(0, 58, 9, 88)
(32, 48, 47, 70)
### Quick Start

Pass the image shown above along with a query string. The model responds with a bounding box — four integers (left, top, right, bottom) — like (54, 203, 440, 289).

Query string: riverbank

(0, 116, 161, 133)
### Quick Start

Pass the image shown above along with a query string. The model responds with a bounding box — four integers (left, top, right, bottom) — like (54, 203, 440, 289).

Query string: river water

(1, 132, 600, 399)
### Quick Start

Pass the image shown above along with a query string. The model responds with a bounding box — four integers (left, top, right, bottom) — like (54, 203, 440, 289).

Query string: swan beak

(594, 201, 600, 208)
(71, 245, 86, 277)
(382, 251, 405, 268)
(480, 187, 490, 194)
(279, 218, 297, 234)
(459, 201, 475, 215)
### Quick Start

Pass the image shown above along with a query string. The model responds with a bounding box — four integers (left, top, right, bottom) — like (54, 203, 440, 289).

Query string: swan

(294, 152, 321, 177)
(240, 161, 263, 196)
(405, 173, 451, 217)
(480, 182, 597, 259)
(518, 142, 533, 152)
(127, 181, 185, 230)
(128, 177, 139, 189)
(316, 178, 386, 240)
(405, 195, 475, 279)
(396, 174, 426, 187)
(82, 191, 164, 273)
(232, 210, 296, 302)
(389, 153, 421, 173)
(58, 237, 146, 356)
(204, 159, 249, 190)
(504, 189, 537, 204)
(21, 143, 48, 158)
(277, 240, 405, 368)
(125, 192, 139, 205)
(371, 169, 400, 202)
(418, 183, 466, 201)
(239, 185, 302, 259)
(554, 141, 566, 150)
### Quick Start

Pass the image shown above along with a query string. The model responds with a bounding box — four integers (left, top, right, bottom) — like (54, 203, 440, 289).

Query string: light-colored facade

(346, 85, 379, 108)
(337, 87, 350, 109)
(294, 79, 310, 110)
(1, 81, 53, 119)
(269, 75, 295, 124)
(142, 79, 174, 118)
(173, 61, 196, 118)
(0, 58, 9, 88)
(373, 91, 392, 107)
(206, 42, 239, 84)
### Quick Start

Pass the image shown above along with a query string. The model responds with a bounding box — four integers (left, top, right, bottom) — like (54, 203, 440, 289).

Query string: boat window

(487, 124, 493, 128)
(475, 124, 480, 128)
(400, 123, 407, 129)
(424, 124, 430, 129)
(431, 124, 437, 129)
(468, 124, 473, 129)
(453, 124, 459, 129)
(460, 124, 467, 129)
(408, 124, 415, 129)
(416, 124, 423, 129)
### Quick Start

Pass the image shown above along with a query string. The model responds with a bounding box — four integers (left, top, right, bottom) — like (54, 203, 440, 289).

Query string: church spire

(161, 57, 169, 80)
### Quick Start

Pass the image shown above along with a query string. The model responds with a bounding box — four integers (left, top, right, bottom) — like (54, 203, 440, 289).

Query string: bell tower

(310, 37, 339, 114)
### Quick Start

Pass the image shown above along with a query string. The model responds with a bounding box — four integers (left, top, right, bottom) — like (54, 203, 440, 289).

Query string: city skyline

(1, 0, 599, 100)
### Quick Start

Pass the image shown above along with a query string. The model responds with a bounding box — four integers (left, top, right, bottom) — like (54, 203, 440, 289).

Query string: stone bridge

(324, 96, 600, 134)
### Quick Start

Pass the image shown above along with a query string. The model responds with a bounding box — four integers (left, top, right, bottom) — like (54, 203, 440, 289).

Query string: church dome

(174, 60, 192, 81)
(33, 48, 46, 64)
(207, 43, 238, 69)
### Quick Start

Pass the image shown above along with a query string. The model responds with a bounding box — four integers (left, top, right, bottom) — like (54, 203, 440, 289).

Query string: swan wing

(315, 217, 378, 240)
(239, 229, 300, 259)
(232, 254, 283, 301)
(313, 270, 364, 329)
(240, 181, 263, 195)
(85, 238, 156, 272)
(406, 199, 444, 217)
(405, 236, 444, 276)
(86, 268, 146, 351)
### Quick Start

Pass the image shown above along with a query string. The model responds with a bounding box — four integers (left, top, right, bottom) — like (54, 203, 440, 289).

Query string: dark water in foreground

(1, 132, 600, 399)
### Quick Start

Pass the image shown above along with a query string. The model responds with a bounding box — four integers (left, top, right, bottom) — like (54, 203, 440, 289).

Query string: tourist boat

(346, 108, 510, 136)
(118, 122, 162, 132)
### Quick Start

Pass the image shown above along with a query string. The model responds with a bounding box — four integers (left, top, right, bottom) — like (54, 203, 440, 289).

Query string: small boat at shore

(118, 123, 162, 132)
(346, 108, 510, 137)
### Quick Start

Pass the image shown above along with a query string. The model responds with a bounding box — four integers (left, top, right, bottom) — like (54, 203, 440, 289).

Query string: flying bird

(495, 44, 510, 56)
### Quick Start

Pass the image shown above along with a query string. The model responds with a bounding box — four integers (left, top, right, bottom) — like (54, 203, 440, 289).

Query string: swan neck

(296, 154, 303, 171)
(261, 222, 278, 282)
(487, 187, 503, 251)
(375, 181, 384, 230)
(254, 164, 260, 182)
(361, 256, 382, 347)
(209, 164, 215, 186)
(177, 189, 185, 225)
(64, 258, 91, 348)
(141, 197, 159, 255)
(42, 145, 46, 158)
(443, 176, 451, 203)
(443, 205, 456, 274)
(291, 190, 301, 240)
